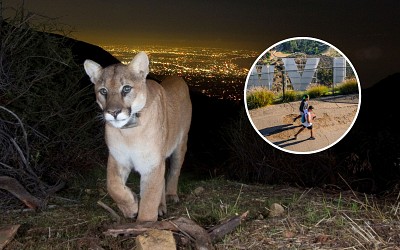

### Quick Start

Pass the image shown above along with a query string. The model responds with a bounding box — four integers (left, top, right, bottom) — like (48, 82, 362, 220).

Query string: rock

(283, 230, 295, 238)
(136, 229, 176, 250)
(193, 186, 205, 195)
(0, 224, 20, 249)
(269, 203, 285, 217)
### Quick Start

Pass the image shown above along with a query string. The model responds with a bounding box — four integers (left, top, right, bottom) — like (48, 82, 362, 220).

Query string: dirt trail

(248, 94, 360, 153)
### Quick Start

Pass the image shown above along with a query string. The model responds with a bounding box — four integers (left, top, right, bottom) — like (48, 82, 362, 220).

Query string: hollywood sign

(248, 57, 346, 91)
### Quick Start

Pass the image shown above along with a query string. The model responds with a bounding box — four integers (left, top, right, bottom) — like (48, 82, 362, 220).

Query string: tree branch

(97, 201, 121, 224)
(0, 176, 44, 210)
(103, 211, 249, 249)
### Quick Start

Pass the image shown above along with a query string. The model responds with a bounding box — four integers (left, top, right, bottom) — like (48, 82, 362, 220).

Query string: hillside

(1, 22, 400, 249)
(2, 19, 399, 196)
(336, 73, 400, 191)
(3, 177, 399, 249)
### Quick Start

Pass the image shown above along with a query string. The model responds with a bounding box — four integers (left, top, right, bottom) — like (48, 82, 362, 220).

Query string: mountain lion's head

(84, 52, 149, 129)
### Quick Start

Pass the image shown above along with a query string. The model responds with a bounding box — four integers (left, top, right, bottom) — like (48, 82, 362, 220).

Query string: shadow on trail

(259, 123, 302, 136)
(273, 137, 310, 148)
(319, 95, 359, 105)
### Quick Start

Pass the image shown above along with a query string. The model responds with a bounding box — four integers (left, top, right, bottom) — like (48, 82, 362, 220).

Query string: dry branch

(208, 210, 249, 242)
(104, 218, 213, 250)
(170, 217, 213, 250)
(97, 201, 121, 223)
(103, 211, 249, 249)
(104, 220, 178, 237)
(46, 181, 66, 195)
(0, 176, 44, 210)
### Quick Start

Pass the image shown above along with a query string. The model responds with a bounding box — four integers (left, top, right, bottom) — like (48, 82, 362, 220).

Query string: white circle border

(244, 36, 362, 155)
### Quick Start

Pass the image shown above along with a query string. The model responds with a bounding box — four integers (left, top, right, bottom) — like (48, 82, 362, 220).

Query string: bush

(280, 90, 298, 103)
(337, 79, 359, 94)
(317, 68, 333, 85)
(0, 8, 103, 209)
(246, 87, 274, 109)
(307, 84, 329, 98)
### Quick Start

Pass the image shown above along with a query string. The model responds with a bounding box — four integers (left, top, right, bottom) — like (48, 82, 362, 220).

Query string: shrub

(307, 84, 329, 98)
(0, 8, 103, 209)
(317, 68, 333, 85)
(246, 87, 274, 109)
(280, 90, 298, 103)
(337, 79, 359, 94)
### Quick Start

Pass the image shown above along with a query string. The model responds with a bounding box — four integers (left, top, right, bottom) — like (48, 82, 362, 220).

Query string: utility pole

(282, 68, 285, 101)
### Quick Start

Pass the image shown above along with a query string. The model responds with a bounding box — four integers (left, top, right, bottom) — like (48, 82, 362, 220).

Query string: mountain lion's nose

(107, 109, 121, 119)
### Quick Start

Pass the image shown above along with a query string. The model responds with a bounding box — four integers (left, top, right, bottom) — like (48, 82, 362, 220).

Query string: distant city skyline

(102, 45, 256, 76)
(102, 44, 250, 100)
(2, 0, 400, 87)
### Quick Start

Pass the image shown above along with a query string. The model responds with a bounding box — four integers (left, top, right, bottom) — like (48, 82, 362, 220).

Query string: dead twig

(97, 200, 121, 223)
(208, 210, 249, 243)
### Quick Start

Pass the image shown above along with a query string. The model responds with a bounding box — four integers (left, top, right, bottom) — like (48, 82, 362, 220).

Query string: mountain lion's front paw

(158, 203, 167, 216)
(117, 193, 139, 218)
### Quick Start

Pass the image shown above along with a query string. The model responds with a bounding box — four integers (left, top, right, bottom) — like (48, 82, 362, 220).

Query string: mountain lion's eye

(99, 88, 107, 96)
(122, 85, 132, 94)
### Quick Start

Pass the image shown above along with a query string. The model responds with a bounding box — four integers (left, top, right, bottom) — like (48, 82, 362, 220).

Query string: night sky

(3, 0, 400, 87)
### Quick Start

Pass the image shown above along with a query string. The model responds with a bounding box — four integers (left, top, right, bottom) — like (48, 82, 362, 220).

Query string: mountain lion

(84, 52, 192, 222)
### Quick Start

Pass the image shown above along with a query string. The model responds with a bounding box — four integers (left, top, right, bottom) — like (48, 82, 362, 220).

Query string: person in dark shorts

(294, 105, 316, 140)
(293, 94, 310, 122)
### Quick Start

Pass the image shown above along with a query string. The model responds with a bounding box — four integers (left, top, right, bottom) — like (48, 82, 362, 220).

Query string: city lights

(101, 45, 258, 101)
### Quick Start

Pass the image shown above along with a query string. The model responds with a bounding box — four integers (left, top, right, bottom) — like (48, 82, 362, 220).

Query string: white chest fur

(106, 128, 163, 176)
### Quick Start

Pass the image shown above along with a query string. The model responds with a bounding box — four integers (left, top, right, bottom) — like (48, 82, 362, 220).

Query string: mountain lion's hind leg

(166, 134, 188, 203)
(106, 155, 138, 218)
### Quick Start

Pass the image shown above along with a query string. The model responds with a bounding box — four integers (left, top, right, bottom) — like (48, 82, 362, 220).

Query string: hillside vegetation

(0, 7, 104, 210)
(1, 6, 400, 250)
(275, 39, 329, 55)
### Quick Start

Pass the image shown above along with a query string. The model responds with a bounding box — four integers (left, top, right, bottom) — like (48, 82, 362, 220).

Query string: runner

(294, 105, 316, 140)
(293, 94, 309, 122)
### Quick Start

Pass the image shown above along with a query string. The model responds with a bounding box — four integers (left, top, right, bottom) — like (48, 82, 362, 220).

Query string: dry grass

(210, 182, 400, 250)
(2, 173, 400, 250)
(246, 87, 275, 110)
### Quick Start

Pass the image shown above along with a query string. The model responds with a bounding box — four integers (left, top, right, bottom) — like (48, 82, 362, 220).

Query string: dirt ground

(247, 94, 360, 153)
(2, 177, 399, 250)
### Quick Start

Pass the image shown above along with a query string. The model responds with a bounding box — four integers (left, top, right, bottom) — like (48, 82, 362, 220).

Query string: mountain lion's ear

(84, 60, 102, 83)
(128, 51, 149, 78)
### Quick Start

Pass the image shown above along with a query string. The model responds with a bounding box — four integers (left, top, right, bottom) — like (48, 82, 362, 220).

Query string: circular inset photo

(244, 37, 361, 154)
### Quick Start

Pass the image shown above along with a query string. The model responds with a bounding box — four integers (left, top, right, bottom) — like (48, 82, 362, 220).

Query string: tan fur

(84, 52, 192, 222)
